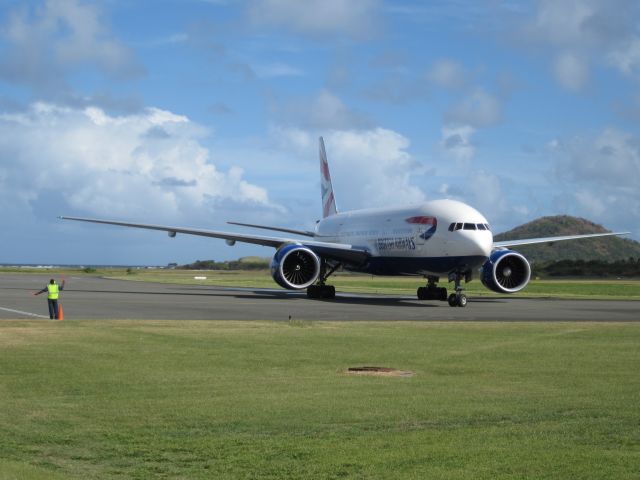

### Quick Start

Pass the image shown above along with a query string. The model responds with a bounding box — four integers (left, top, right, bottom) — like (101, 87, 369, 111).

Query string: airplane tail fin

(319, 136, 338, 218)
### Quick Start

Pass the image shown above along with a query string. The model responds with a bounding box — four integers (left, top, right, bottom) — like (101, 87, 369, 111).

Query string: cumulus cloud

(444, 88, 502, 128)
(271, 127, 425, 210)
(0, 103, 279, 223)
(550, 127, 640, 232)
(522, 0, 640, 88)
(426, 59, 467, 89)
(270, 90, 372, 130)
(246, 0, 381, 39)
(440, 125, 476, 165)
(254, 62, 304, 78)
(552, 52, 589, 91)
(325, 129, 425, 208)
(364, 76, 428, 104)
(553, 127, 640, 187)
(0, 0, 143, 93)
(607, 38, 640, 77)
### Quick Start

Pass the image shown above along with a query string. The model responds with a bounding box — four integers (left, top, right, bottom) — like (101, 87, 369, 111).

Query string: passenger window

(477, 224, 486, 230)
(463, 223, 476, 230)
(448, 223, 455, 232)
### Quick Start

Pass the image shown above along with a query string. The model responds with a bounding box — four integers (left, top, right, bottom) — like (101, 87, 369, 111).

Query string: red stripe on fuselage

(405, 216, 436, 226)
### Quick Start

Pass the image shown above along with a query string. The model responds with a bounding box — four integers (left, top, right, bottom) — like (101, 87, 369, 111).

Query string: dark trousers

(47, 299, 59, 319)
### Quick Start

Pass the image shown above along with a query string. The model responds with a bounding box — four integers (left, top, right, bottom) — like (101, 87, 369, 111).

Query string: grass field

(1, 320, 639, 479)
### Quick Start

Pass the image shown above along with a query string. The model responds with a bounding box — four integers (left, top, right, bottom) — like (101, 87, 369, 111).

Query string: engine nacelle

(270, 244, 321, 290)
(480, 250, 531, 294)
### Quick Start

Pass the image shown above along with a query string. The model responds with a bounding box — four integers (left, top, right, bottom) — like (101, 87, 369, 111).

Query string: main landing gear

(417, 276, 448, 301)
(416, 272, 470, 307)
(307, 261, 340, 299)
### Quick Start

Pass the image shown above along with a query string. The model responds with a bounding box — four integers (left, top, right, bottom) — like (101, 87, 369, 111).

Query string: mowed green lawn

(1, 321, 639, 479)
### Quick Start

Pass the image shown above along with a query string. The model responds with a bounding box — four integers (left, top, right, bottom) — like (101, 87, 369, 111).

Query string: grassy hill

(494, 215, 640, 262)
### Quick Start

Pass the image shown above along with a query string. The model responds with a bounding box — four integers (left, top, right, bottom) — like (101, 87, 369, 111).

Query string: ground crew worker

(34, 279, 65, 319)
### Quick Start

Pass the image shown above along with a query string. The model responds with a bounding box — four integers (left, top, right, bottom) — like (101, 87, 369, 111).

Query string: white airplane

(61, 137, 628, 307)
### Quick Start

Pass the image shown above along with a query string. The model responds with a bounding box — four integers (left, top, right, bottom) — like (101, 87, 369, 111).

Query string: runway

(1, 273, 638, 321)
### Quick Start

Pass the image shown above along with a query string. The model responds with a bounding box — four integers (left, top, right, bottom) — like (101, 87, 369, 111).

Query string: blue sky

(1, 0, 639, 265)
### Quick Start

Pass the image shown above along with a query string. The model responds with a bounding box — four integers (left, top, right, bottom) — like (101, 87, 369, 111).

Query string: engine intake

(480, 250, 531, 294)
(271, 245, 321, 290)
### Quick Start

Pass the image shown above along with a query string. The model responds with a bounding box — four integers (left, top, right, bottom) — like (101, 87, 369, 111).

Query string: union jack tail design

(319, 136, 338, 218)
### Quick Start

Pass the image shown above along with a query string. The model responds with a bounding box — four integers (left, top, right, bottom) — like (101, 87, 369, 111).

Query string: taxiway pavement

(1, 273, 638, 322)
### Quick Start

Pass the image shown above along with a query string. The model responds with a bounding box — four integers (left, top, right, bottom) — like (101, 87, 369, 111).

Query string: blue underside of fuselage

(347, 255, 488, 276)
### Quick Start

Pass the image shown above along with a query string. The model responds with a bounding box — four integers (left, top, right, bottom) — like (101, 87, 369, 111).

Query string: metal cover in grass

(346, 366, 414, 377)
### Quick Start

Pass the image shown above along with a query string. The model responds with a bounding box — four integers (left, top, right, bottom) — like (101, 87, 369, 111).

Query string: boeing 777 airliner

(62, 137, 628, 307)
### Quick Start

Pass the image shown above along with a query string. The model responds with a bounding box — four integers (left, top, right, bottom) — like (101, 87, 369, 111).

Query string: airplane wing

(493, 231, 629, 249)
(226, 221, 315, 237)
(59, 216, 369, 265)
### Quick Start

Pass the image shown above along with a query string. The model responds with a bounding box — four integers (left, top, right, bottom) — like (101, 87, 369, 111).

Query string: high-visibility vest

(47, 284, 59, 300)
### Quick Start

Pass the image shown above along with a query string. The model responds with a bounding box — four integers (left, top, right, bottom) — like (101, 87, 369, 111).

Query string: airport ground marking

(0, 306, 49, 319)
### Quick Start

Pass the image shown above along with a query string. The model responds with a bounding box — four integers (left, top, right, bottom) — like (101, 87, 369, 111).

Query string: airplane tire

(321, 285, 336, 299)
(448, 294, 457, 307)
(457, 294, 467, 307)
(307, 285, 335, 299)
(417, 287, 426, 300)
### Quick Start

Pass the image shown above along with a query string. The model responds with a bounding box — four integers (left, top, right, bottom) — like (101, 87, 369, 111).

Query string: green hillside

(494, 215, 640, 262)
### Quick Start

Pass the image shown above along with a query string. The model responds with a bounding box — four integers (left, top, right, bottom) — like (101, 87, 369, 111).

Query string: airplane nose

(467, 232, 492, 258)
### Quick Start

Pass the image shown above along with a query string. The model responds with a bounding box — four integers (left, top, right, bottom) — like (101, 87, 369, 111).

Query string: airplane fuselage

(315, 199, 493, 277)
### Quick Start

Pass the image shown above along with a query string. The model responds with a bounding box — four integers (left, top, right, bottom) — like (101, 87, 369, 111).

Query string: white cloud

(526, 0, 595, 47)
(271, 127, 425, 210)
(555, 128, 640, 187)
(426, 59, 467, 89)
(445, 88, 502, 128)
(270, 89, 372, 130)
(254, 62, 304, 78)
(607, 38, 640, 76)
(326, 129, 425, 208)
(553, 52, 589, 91)
(0, 103, 279, 223)
(246, 0, 381, 39)
(522, 0, 640, 88)
(467, 170, 508, 219)
(550, 127, 640, 232)
(0, 0, 142, 91)
(440, 125, 476, 165)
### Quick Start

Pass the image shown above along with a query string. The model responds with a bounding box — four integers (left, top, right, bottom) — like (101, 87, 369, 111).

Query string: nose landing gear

(446, 270, 471, 307)
(416, 271, 471, 307)
(447, 292, 467, 307)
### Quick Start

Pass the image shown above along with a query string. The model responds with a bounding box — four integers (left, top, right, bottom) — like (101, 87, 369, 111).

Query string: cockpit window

(451, 222, 490, 232)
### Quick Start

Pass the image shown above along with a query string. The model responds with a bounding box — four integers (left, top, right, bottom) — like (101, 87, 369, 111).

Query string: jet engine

(480, 250, 531, 294)
(270, 244, 321, 290)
